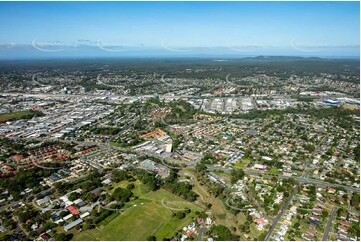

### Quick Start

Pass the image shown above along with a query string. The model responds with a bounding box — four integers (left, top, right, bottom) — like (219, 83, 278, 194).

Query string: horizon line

(0, 54, 360, 61)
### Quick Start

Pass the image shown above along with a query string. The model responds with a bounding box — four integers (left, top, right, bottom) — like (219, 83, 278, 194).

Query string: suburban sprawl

(0, 57, 359, 241)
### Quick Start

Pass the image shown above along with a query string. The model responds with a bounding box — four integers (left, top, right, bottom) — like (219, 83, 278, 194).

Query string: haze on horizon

(0, 1, 359, 59)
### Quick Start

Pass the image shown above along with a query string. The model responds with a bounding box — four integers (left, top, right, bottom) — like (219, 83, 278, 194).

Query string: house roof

(255, 218, 267, 225)
(66, 205, 80, 215)
(41, 233, 50, 240)
(64, 218, 83, 231)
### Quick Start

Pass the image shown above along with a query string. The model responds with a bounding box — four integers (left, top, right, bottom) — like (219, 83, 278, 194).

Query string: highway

(0, 92, 197, 102)
(0, 92, 306, 104)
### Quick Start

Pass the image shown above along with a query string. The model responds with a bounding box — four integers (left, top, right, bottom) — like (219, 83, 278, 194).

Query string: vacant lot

(0, 110, 42, 123)
(73, 188, 201, 241)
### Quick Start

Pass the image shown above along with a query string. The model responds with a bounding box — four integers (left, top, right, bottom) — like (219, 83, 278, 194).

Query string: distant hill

(240, 56, 351, 62)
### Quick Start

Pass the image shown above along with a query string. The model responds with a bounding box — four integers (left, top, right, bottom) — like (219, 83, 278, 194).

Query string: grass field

(0, 110, 41, 123)
(72, 188, 201, 241)
(180, 169, 242, 235)
(340, 104, 359, 110)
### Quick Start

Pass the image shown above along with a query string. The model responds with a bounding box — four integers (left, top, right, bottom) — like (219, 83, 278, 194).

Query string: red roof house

(66, 205, 80, 215)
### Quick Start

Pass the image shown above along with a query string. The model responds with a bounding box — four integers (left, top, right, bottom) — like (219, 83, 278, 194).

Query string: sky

(0, 1, 359, 59)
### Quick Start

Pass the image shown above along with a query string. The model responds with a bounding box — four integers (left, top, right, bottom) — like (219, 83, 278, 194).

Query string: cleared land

(73, 188, 201, 241)
(0, 110, 42, 123)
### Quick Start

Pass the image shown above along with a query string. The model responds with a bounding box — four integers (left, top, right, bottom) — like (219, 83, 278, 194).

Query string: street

(322, 206, 337, 241)
(207, 165, 360, 193)
(197, 227, 208, 241)
(264, 185, 299, 241)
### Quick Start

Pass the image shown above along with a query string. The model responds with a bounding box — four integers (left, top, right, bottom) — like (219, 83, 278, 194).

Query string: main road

(206, 165, 360, 193)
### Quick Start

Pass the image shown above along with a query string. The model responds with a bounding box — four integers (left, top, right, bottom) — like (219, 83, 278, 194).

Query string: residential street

(246, 191, 273, 221)
(197, 227, 208, 241)
(264, 185, 299, 241)
(322, 206, 337, 241)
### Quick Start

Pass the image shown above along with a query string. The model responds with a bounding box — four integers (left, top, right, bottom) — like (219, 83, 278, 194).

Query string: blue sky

(0, 1, 359, 59)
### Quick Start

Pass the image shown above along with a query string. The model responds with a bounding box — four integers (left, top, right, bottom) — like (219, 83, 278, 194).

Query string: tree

(304, 144, 315, 152)
(112, 188, 133, 203)
(276, 186, 285, 192)
(176, 212, 185, 219)
(55, 233, 69, 241)
(211, 225, 239, 241)
(351, 192, 360, 210)
(147, 235, 156, 241)
(348, 222, 360, 237)
(111, 170, 128, 183)
(82, 223, 94, 230)
(353, 143, 360, 161)
(195, 163, 207, 173)
(43, 222, 57, 230)
(127, 183, 135, 190)
(293, 222, 300, 229)
(273, 204, 280, 211)
(68, 192, 80, 201)
(230, 168, 245, 184)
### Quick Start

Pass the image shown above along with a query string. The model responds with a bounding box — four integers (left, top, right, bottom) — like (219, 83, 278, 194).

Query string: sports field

(72, 187, 201, 241)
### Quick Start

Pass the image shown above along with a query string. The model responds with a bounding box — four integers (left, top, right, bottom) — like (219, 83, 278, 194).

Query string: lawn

(234, 161, 244, 168)
(110, 180, 130, 190)
(267, 167, 281, 175)
(211, 197, 239, 233)
(73, 189, 201, 241)
(250, 222, 265, 240)
(176, 105, 186, 112)
(111, 179, 152, 197)
(0, 110, 42, 123)
(234, 157, 252, 169)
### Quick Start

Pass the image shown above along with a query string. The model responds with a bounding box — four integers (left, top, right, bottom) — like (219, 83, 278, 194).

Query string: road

(0, 185, 58, 217)
(0, 186, 55, 212)
(0, 92, 300, 102)
(15, 218, 31, 240)
(246, 191, 273, 221)
(198, 227, 208, 241)
(264, 185, 299, 241)
(0, 200, 24, 213)
(0, 92, 204, 102)
(322, 206, 337, 241)
(207, 166, 360, 193)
